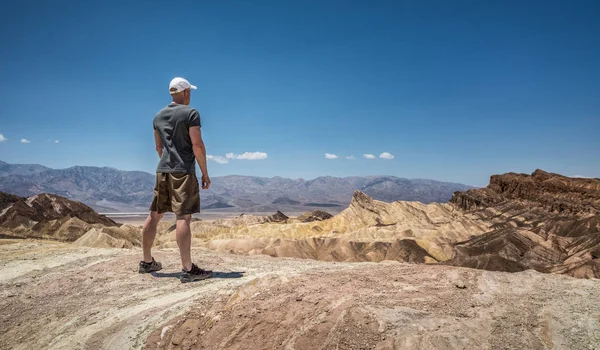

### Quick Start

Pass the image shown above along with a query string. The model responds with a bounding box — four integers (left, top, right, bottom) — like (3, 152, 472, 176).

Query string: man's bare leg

(176, 214, 193, 271)
(142, 211, 163, 262)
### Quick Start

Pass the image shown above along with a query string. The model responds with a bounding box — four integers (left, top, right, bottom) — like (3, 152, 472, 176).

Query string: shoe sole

(180, 272, 213, 283)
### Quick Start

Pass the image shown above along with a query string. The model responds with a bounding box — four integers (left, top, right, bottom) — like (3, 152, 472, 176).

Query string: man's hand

(201, 174, 211, 190)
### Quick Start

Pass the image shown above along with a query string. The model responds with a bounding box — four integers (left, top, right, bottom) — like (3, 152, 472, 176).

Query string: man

(138, 77, 213, 283)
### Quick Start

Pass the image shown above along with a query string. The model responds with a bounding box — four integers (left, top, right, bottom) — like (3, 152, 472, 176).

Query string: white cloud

(346, 156, 355, 160)
(213, 152, 269, 162)
(226, 152, 268, 160)
(238, 152, 268, 160)
(363, 154, 376, 159)
(21, 138, 31, 144)
(325, 153, 338, 159)
(207, 155, 229, 164)
(0, 134, 6, 142)
(54, 140, 59, 143)
(379, 152, 394, 159)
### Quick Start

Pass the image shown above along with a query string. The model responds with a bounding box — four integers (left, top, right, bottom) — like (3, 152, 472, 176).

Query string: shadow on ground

(152, 271, 245, 279)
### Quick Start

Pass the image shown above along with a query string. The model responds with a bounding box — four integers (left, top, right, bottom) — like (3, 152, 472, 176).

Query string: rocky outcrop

(73, 225, 141, 249)
(452, 170, 599, 215)
(448, 170, 600, 278)
(268, 211, 289, 223)
(315, 191, 491, 259)
(0, 192, 117, 241)
(292, 210, 333, 223)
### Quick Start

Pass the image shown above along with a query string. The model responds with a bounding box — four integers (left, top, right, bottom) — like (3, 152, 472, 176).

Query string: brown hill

(448, 170, 600, 278)
(0, 192, 118, 241)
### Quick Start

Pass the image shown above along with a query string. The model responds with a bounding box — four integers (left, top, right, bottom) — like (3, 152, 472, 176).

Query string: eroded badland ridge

(0, 169, 599, 349)
(448, 169, 600, 278)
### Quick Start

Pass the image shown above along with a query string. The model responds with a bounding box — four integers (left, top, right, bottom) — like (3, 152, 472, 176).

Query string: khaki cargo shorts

(150, 173, 200, 216)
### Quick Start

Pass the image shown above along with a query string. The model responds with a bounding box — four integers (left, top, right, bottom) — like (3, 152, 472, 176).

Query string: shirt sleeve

(188, 109, 201, 128)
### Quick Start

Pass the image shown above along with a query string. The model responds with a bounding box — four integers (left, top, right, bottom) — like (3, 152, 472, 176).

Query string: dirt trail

(0, 240, 358, 350)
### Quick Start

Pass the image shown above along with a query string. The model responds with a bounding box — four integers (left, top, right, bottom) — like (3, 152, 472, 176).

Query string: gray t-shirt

(153, 103, 201, 174)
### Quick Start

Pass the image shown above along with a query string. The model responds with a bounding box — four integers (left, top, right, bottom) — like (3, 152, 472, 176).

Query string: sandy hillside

(153, 192, 492, 263)
(1, 239, 599, 350)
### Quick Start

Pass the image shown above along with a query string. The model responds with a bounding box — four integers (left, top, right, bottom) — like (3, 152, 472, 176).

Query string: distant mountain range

(0, 160, 474, 213)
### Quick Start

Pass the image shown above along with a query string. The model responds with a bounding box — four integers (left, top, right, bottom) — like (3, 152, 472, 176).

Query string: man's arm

(189, 126, 210, 189)
(154, 129, 163, 158)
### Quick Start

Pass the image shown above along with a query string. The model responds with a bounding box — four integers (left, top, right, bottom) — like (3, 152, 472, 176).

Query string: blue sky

(0, 0, 598, 186)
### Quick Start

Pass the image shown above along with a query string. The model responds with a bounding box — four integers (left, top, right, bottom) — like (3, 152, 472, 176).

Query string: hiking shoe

(138, 257, 162, 273)
(180, 264, 213, 283)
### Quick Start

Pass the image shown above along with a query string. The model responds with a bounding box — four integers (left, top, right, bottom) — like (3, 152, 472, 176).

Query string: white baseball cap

(169, 77, 197, 95)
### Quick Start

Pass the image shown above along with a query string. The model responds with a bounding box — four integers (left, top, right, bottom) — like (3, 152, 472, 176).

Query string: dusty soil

(0, 239, 359, 350)
(149, 266, 600, 350)
(1, 239, 599, 350)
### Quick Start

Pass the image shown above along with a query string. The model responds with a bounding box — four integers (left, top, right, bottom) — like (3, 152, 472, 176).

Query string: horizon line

(0, 159, 482, 187)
